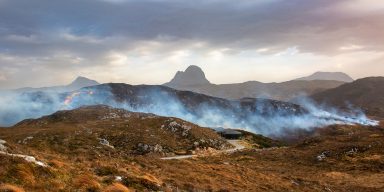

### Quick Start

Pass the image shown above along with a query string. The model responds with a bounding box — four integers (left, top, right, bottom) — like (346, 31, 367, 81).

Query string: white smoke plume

(0, 85, 378, 136)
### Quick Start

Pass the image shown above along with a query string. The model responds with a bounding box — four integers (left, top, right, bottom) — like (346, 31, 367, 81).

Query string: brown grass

(0, 184, 25, 192)
(48, 159, 66, 168)
(104, 183, 131, 192)
(12, 164, 36, 186)
(0, 107, 383, 191)
(73, 174, 101, 191)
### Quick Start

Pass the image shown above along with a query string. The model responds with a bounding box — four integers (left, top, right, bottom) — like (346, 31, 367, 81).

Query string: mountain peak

(164, 65, 211, 88)
(295, 71, 354, 82)
(184, 65, 204, 74)
(68, 76, 99, 88)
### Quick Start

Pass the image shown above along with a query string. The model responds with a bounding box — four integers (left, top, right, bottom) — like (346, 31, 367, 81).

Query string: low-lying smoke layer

(0, 84, 378, 136)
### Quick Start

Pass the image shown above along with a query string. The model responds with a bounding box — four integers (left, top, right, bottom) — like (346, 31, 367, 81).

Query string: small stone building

(218, 129, 242, 140)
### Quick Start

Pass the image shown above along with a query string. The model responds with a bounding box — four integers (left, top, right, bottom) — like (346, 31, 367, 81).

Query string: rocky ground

(8, 105, 231, 156)
(0, 106, 383, 191)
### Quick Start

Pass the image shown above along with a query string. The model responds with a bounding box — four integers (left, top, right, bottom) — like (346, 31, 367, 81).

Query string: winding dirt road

(160, 140, 246, 160)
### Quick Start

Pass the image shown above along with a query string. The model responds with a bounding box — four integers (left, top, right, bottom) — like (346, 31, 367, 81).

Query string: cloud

(4, 34, 38, 44)
(1, 0, 383, 54)
(0, 0, 383, 88)
(0, 73, 6, 81)
(339, 45, 364, 51)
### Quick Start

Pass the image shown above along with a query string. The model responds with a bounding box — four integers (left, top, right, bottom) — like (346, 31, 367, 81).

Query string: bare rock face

(164, 65, 211, 88)
(0, 139, 7, 152)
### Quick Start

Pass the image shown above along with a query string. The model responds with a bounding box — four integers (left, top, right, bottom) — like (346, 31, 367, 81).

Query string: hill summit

(67, 76, 100, 90)
(14, 76, 99, 93)
(295, 72, 354, 82)
(13, 105, 230, 155)
(164, 65, 211, 88)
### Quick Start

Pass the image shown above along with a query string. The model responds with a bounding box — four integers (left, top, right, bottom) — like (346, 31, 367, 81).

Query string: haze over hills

(295, 72, 354, 82)
(312, 77, 384, 117)
(164, 65, 347, 101)
(2, 82, 377, 136)
(14, 76, 100, 93)
(6, 83, 308, 135)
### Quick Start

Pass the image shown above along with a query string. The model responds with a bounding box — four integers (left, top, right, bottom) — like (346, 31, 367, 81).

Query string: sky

(0, 0, 383, 89)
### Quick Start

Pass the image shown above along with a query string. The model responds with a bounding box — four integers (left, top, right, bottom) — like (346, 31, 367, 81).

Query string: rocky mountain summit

(66, 76, 100, 90)
(164, 65, 210, 88)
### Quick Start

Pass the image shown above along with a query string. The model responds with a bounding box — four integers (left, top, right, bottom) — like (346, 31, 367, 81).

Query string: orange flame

(63, 90, 95, 106)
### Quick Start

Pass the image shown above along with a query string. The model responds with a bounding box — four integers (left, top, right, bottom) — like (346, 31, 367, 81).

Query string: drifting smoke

(0, 84, 378, 136)
(0, 91, 62, 127)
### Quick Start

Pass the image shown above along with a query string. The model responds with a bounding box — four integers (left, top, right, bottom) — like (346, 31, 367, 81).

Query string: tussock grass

(73, 174, 101, 192)
(104, 183, 131, 192)
(0, 184, 25, 192)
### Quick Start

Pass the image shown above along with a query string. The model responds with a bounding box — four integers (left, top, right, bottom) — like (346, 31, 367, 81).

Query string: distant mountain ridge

(14, 76, 99, 93)
(163, 65, 347, 101)
(295, 72, 354, 82)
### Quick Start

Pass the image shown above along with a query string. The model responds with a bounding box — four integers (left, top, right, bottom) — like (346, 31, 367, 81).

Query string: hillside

(103, 83, 305, 116)
(163, 65, 346, 100)
(3, 82, 378, 137)
(1, 83, 309, 135)
(10, 105, 230, 156)
(0, 105, 232, 191)
(0, 113, 383, 191)
(295, 72, 354, 82)
(183, 80, 345, 101)
(312, 77, 384, 117)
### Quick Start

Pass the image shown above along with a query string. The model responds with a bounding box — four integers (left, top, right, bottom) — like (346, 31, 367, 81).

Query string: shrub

(0, 184, 25, 192)
(73, 174, 101, 192)
(122, 175, 161, 191)
(7, 164, 36, 186)
(104, 183, 131, 192)
(48, 159, 66, 168)
(95, 166, 118, 176)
